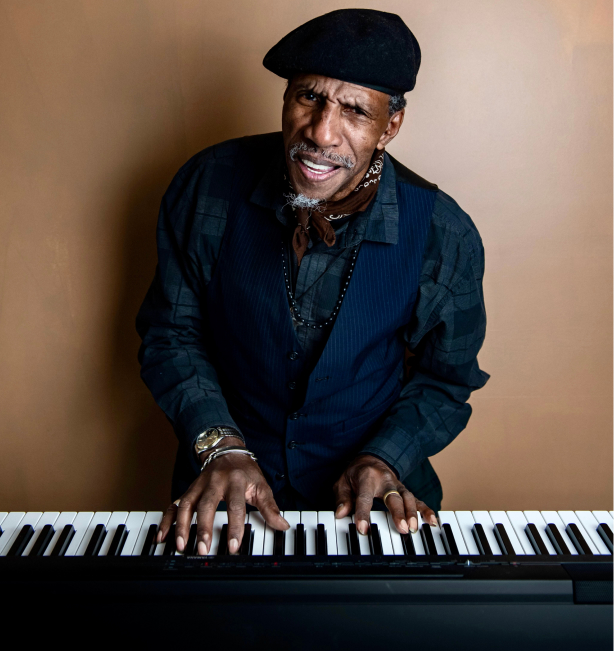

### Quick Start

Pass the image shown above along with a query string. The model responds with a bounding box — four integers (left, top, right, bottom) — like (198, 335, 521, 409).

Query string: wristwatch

(194, 426, 244, 457)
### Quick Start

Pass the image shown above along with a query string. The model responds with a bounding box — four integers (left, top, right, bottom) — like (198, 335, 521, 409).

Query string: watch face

(196, 428, 223, 452)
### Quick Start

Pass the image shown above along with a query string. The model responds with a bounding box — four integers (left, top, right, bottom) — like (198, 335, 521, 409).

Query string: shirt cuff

(359, 424, 423, 482)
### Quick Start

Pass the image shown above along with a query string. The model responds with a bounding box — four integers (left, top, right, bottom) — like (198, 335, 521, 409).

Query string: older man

(136, 9, 489, 556)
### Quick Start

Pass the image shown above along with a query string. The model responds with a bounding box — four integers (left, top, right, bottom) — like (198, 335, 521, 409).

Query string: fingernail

(176, 536, 185, 552)
(400, 519, 409, 534)
(358, 521, 368, 535)
(409, 517, 418, 533)
(229, 538, 239, 554)
(282, 519, 290, 530)
(430, 515, 438, 526)
(197, 541, 208, 556)
(156, 532, 163, 544)
(335, 504, 344, 517)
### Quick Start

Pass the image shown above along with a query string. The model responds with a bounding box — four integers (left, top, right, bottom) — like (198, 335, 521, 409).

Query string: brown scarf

(288, 150, 384, 266)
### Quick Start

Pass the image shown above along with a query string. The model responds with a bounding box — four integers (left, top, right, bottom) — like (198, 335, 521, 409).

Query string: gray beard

(283, 192, 325, 212)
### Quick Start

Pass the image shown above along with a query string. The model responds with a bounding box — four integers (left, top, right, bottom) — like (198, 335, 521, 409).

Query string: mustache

(288, 142, 355, 170)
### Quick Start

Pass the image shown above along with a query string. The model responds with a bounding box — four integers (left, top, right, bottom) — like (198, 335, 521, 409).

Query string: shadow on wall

(100, 45, 254, 510)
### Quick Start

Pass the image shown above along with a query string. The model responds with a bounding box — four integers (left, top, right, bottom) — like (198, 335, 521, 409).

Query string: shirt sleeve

(360, 191, 490, 480)
(135, 150, 240, 474)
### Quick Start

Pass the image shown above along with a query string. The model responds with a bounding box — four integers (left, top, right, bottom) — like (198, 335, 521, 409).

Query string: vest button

(288, 381, 297, 390)
(288, 412, 300, 421)
(287, 351, 299, 360)
(288, 441, 297, 449)
(276, 473, 285, 480)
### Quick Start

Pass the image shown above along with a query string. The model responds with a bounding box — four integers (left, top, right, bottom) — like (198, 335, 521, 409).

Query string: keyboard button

(472, 524, 492, 555)
(29, 524, 56, 557)
(506, 512, 535, 555)
(348, 523, 361, 555)
(0, 513, 41, 556)
(316, 524, 328, 555)
(565, 523, 593, 555)
(44, 512, 77, 557)
(84, 524, 107, 556)
(106, 524, 129, 556)
(369, 523, 384, 555)
(211, 512, 228, 556)
(558, 511, 599, 554)
(239, 524, 253, 555)
(539, 511, 577, 555)
(99, 512, 128, 556)
(472, 512, 501, 554)
(597, 524, 613, 553)
(77, 512, 112, 556)
(494, 524, 514, 555)
(23, 512, 60, 556)
(575, 511, 610, 554)
(131, 512, 162, 556)
(335, 516, 351, 555)
(301, 511, 318, 556)
(273, 528, 285, 556)
(50, 524, 76, 556)
(248, 512, 265, 556)
(455, 511, 480, 555)
(385, 511, 405, 555)
(7, 525, 35, 556)
(351, 516, 371, 555)
(65, 512, 95, 556)
(370, 511, 394, 555)
(283, 511, 301, 556)
(489, 511, 525, 555)
(119, 512, 146, 556)
(545, 524, 571, 555)
(420, 523, 438, 555)
(525, 523, 549, 555)
(524, 511, 556, 555)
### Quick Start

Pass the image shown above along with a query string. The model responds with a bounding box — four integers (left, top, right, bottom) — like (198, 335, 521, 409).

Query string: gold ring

(173, 500, 181, 507)
(383, 490, 402, 506)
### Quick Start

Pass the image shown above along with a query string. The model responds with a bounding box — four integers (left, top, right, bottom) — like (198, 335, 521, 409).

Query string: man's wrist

(198, 436, 245, 464)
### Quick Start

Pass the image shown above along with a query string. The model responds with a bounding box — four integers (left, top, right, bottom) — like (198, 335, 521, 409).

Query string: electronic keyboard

(2, 509, 612, 650)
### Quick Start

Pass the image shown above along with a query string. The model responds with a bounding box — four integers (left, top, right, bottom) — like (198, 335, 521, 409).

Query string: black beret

(263, 9, 421, 95)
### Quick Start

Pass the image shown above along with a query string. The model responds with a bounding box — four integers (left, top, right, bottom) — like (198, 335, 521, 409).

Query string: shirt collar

(249, 142, 399, 247)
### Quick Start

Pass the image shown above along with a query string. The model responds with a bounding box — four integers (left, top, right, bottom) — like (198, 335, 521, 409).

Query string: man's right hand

(157, 441, 289, 555)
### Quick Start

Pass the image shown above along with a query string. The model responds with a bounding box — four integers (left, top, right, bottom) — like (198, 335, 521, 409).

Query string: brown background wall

(0, 0, 611, 512)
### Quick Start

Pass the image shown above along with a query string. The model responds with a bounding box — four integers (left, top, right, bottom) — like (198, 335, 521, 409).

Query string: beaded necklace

(281, 241, 359, 329)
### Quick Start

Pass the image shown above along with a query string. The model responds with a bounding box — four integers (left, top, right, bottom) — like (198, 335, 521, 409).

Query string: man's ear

(376, 109, 405, 151)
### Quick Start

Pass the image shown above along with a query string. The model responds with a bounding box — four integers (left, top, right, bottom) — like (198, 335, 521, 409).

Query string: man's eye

(301, 92, 318, 101)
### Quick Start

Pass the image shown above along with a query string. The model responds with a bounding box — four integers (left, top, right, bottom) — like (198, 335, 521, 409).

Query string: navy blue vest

(206, 141, 435, 503)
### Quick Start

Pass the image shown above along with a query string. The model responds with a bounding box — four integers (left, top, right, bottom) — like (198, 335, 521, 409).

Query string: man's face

(282, 74, 404, 202)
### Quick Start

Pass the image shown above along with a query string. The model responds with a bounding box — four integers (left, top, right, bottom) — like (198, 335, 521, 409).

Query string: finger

(225, 479, 247, 554)
(175, 496, 196, 552)
(384, 489, 409, 534)
(196, 495, 220, 555)
(157, 501, 179, 543)
(333, 476, 354, 519)
(416, 499, 438, 526)
(354, 475, 377, 535)
(253, 485, 289, 531)
(401, 489, 419, 533)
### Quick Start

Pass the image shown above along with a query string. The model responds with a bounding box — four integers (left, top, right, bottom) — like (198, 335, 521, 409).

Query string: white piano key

(454, 511, 480, 555)
(120, 512, 146, 555)
(576, 511, 610, 554)
(0, 513, 26, 554)
(472, 511, 502, 554)
(370, 511, 394, 555)
(76, 512, 112, 556)
(0, 512, 42, 556)
(385, 511, 405, 555)
(438, 511, 469, 554)
(335, 515, 351, 555)
(428, 521, 446, 555)
(540, 511, 578, 555)
(43, 512, 77, 556)
(99, 512, 129, 556)
(506, 512, 535, 555)
(131, 511, 162, 556)
(262, 519, 275, 556)
(558, 511, 600, 554)
(524, 511, 556, 555)
(64, 512, 95, 555)
(610, 511, 614, 519)
(411, 513, 426, 554)
(283, 511, 301, 555)
(351, 515, 372, 555)
(0, 513, 8, 530)
(248, 511, 266, 556)
(23, 512, 60, 556)
(301, 511, 318, 555)
(211, 511, 228, 555)
(593, 510, 613, 525)
(318, 511, 338, 555)
(489, 511, 525, 555)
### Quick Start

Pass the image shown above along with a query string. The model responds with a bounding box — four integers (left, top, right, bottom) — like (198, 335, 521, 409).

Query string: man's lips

(295, 157, 342, 182)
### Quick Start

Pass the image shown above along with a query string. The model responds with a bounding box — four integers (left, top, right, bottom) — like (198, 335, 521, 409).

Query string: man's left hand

(333, 455, 437, 535)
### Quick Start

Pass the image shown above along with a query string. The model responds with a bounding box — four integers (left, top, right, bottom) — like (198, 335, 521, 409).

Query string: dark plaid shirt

(136, 137, 489, 481)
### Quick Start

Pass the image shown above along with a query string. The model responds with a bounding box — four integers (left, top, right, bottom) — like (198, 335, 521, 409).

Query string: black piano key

(472, 524, 492, 555)
(348, 523, 361, 555)
(107, 524, 128, 557)
(140, 523, 158, 556)
(29, 524, 55, 557)
(294, 523, 306, 556)
(597, 524, 613, 553)
(7, 525, 35, 557)
(400, 532, 415, 556)
(545, 524, 571, 555)
(218, 524, 229, 555)
(441, 523, 459, 555)
(84, 523, 107, 556)
(369, 523, 383, 555)
(273, 528, 285, 556)
(185, 523, 197, 556)
(566, 523, 593, 555)
(420, 523, 438, 555)
(163, 524, 177, 555)
(50, 524, 75, 556)
(525, 523, 549, 555)
(494, 523, 514, 555)
(239, 524, 254, 556)
(316, 523, 328, 555)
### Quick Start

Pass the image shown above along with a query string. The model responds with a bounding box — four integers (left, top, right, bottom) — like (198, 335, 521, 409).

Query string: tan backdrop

(0, 0, 611, 512)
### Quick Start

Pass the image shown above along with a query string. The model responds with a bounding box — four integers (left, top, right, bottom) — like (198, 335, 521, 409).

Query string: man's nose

(303, 105, 343, 150)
